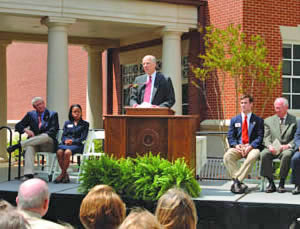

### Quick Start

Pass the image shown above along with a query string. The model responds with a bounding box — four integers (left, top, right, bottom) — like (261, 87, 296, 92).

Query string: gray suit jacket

(263, 113, 297, 148)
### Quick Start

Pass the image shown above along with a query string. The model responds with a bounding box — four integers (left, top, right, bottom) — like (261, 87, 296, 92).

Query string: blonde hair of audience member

(0, 200, 29, 229)
(119, 208, 162, 229)
(79, 184, 126, 229)
(155, 188, 197, 229)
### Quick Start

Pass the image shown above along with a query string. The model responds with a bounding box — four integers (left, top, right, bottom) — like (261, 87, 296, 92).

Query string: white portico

(0, 0, 198, 159)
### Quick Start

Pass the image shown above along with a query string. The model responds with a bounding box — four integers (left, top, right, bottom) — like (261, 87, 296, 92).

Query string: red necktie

(242, 115, 249, 144)
(38, 114, 42, 129)
(143, 75, 152, 103)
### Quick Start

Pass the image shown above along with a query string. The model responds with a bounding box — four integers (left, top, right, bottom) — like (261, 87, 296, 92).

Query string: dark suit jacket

(61, 119, 89, 146)
(15, 109, 59, 145)
(263, 113, 297, 148)
(129, 72, 175, 108)
(294, 120, 300, 151)
(227, 113, 264, 150)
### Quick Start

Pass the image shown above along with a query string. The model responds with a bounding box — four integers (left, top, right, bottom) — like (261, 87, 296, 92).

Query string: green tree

(192, 24, 281, 148)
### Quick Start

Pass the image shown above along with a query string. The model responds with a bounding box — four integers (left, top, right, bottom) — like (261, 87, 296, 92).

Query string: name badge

(235, 123, 241, 128)
(67, 124, 74, 128)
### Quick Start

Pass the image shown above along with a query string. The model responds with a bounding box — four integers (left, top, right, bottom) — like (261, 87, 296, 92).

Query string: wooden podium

(104, 107, 197, 170)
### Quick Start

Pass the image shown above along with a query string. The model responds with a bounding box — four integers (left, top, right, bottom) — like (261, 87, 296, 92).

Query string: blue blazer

(227, 113, 264, 150)
(129, 72, 175, 108)
(15, 109, 59, 145)
(61, 120, 89, 146)
(293, 120, 300, 151)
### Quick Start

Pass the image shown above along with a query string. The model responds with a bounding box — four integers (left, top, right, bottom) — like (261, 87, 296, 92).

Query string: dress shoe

(277, 185, 286, 193)
(230, 182, 244, 194)
(21, 174, 34, 181)
(265, 182, 276, 193)
(7, 143, 21, 153)
(292, 185, 300, 195)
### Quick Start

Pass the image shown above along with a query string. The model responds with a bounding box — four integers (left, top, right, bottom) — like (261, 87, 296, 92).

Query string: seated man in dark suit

(224, 95, 264, 194)
(129, 55, 175, 108)
(260, 97, 297, 193)
(291, 120, 300, 195)
(7, 97, 59, 180)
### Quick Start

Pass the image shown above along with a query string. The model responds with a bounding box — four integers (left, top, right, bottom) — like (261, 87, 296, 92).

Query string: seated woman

(54, 104, 89, 183)
(155, 188, 197, 229)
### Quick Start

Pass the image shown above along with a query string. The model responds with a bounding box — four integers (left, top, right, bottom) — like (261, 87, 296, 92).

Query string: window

(282, 43, 300, 109)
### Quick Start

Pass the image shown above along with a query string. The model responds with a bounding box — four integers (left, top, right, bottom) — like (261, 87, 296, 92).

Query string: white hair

(143, 55, 157, 64)
(274, 97, 289, 107)
(31, 97, 44, 106)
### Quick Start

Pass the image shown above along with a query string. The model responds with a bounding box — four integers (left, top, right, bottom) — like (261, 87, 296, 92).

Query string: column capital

(83, 45, 106, 54)
(41, 16, 76, 28)
(161, 26, 188, 35)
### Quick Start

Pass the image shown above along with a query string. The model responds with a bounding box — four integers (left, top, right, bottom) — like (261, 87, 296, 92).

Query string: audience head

(274, 97, 289, 118)
(142, 55, 157, 75)
(68, 104, 83, 122)
(31, 97, 46, 113)
(0, 200, 29, 229)
(240, 94, 253, 114)
(155, 188, 197, 229)
(80, 184, 126, 229)
(16, 178, 50, 217)
(119, 208, 162, 229)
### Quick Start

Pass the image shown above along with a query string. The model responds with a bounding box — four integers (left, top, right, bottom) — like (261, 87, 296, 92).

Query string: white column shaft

(46, 22, 71, 127)
(86, 47, 103, 129)
(0, 41, 10, 160)
(162, 31, 182, 115)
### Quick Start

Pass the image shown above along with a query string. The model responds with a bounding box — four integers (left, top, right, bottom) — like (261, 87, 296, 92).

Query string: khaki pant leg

(223, 148, 242, 179)
(235, 149, 260, 182)
(22, 134, 54, 175)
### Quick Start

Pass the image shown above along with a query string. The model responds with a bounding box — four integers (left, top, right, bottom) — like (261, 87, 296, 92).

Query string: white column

(84, 46, 104, 129)
(162, 28, 184, 115)
(41, 17, 76, 127)
(0, 40, 11, 160)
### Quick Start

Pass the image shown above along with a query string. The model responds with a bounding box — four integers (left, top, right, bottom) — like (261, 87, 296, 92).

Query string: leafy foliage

(79, 153, 201, 201)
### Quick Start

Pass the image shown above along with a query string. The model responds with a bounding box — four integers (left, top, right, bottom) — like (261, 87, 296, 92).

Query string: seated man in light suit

(7, 97, 59, 180)
(129, 55, 175, 108)
(261, 97, 297, 193)
(224, 95, 264, 194)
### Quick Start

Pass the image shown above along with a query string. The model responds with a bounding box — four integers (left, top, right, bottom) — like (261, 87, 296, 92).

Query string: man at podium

(129, 55, 175, 108)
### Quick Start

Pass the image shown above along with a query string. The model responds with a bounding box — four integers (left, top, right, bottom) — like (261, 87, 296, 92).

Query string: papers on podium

(271, 139, 281, 155)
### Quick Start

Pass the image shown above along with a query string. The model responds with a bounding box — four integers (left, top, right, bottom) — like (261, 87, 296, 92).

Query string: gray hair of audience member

(17, 178, 50, 210)
(31, 96, 44, 106)
(0, 199, 14, 211)
(143, 55, 157, 64)
(119, 208, 162, 229)
(155, 188, 197, 229)
(274, 97, 289, 107)
(0, 206, 29, 229)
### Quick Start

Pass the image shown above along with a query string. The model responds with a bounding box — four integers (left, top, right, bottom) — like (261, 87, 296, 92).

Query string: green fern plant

(79, 153, 201, 201)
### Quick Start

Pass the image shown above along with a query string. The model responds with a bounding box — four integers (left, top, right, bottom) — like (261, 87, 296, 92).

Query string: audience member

(119, 208, 162, 229)
(291, 120, 300, 195)
(7, 97, 59, 180)
(16, 178, 67, 229)
(223, 95, 264, 194)
(129, 55, 175, 108)
(0, 207, 29, 229)
(260, 97, 297, 193)
(80, 184, 126, 229)
(54, 104, 89, 183)
(155, 188, 197, 229)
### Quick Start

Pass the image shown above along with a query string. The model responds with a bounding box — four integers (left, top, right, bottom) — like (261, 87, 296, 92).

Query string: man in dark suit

(7, 97, 59, 180)
(261, 97, 297, 193)
(224, 95, 264, 194)
(129, 55, 175, 108)
(291, 120, 300, 195)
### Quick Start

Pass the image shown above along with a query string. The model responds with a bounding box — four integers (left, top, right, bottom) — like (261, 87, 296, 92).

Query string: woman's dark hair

(68, 104, 83, 121)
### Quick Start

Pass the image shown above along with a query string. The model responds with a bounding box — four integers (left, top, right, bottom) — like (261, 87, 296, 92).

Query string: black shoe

(265, 182, 276, 193)
(277, 185, 286, 193)
(230, 180, 244, 194)
(292, 185, 300, 195)
(7, 143, 21, 153)
(21, 174, 34, 181)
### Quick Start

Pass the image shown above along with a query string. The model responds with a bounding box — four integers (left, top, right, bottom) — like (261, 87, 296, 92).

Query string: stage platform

(1, 177, 300, 229)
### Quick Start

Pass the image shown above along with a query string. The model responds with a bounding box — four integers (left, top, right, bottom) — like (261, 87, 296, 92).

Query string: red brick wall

(204, 0, 300, 119)
(7, 42, 88, 121)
